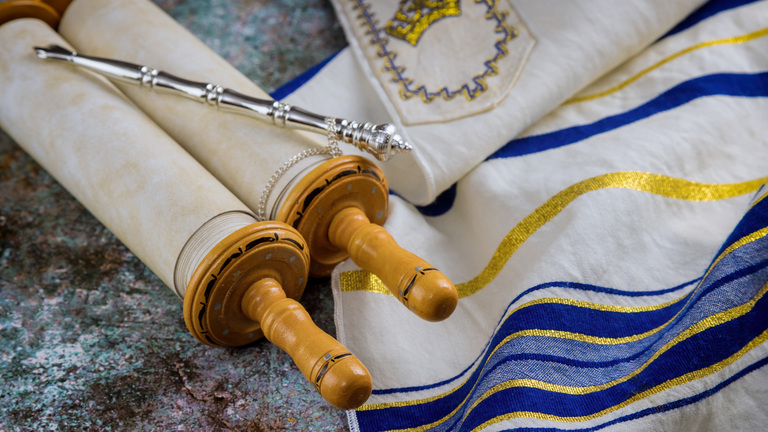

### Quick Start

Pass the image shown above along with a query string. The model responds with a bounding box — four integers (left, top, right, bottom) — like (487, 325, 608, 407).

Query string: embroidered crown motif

(385, 0, 461, 46)
(342, 0, 535, 124)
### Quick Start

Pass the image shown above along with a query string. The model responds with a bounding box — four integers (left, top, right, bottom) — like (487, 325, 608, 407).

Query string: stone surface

(0, 1, 350, 430)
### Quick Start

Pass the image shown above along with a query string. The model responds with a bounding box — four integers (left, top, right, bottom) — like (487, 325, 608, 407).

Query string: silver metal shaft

(34, 44, 411, 161)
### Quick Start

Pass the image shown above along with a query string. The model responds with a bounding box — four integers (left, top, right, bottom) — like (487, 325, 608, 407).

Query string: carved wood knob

(183, 221, 371, 410)
(328, 207, 458, 322)
(0, 0, 67, 29)
(242, 278, 372, 410)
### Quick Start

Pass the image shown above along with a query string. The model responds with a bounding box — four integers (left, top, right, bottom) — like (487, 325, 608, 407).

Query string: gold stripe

(340, 173, 768, 297)
(469, 282, 768, 408)
(699, 226, 768, 286)
(566, 26, 768, 104)
(481, 225, 768, 365)
(472, 327, 768, 431)
(363, 282, 768, 432)
(339, 268, 391, 296)
(510, 295, 686, 315)
(356, 227, 768, 420)
(477, 295, 690, 359)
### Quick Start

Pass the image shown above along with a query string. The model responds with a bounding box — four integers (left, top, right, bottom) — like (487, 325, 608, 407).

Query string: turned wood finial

(277, 155, 458, 322)
(328, 207, 457, 321)
(0, 1, 373, 409)
(0, 0, 73, 29)
(241, 278, 371, 409)
(184, 222, 371, 410)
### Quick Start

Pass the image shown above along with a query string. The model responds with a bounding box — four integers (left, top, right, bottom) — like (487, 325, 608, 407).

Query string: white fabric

(316, 1, 768, 430)
(287, 0, 706, 204)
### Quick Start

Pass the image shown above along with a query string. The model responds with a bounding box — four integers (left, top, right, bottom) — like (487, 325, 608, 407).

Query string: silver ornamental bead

(329, 120, 411, 162)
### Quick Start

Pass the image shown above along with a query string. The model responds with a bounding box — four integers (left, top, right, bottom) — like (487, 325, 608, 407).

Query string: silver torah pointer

(34, 44, 411, 162)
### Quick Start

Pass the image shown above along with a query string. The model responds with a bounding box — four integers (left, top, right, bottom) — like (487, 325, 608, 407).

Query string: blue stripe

(483, 260, 768, 383)
(359, 264, 768, 431)
(505, 355, 768, 432)
(413, 184, 457, 217)
(371, 279, 699, 396)
(502, 300, 680, 339)
(714, 197, 768, 259)
(660, 0, 762, 40)
(392, 184, 457, 218)
(357, 201, 768, 431)
(407, 71, 768, 216)
(269, 48, 346, 100)
(490, 72, 768, 159)
(461, 291, 768, 430)
(358, 258, 768, 431)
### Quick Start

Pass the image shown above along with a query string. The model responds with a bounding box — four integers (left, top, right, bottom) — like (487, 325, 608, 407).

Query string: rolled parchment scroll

(0, 18, 371, 409)
(59, 0, 336, 222)
(0, 18, 253, 291)
(58, 0, 459, 322)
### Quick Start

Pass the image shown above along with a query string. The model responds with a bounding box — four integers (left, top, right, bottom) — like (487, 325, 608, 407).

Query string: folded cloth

(313, 1, 768, 430)
(284, 0, 706, 205)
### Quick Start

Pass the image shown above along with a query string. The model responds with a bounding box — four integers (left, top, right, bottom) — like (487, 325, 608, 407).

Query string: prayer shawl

(279, 0, 768, 430)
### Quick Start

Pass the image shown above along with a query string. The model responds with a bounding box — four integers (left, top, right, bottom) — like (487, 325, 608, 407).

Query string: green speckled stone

(0, 1, 350, 430)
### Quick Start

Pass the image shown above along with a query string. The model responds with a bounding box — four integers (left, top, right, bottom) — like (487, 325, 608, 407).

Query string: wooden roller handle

(328, 207, 458, 322)
(242, 278, 372, 410)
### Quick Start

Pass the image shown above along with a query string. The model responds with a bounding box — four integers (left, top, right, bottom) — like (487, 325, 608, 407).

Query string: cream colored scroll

(55, 0, 463, 324)
(59, 0, 333, 220)
(0, 18, 256, 294)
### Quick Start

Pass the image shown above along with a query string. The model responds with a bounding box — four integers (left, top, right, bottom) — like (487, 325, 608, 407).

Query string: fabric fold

(327, 2, 768, 429)
(287, 0, 707, 204)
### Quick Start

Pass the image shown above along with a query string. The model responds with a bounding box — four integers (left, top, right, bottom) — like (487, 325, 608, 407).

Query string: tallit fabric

(287, 0, 706, 204)
(284, 1, 768, 430)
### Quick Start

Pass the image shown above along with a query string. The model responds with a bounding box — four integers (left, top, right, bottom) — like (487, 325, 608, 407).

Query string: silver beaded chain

(325, 118, 344, 159)
(255, 118, 343, 221)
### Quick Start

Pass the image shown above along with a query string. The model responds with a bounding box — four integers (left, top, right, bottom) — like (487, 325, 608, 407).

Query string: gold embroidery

(354, 0, 517, 104)
(340, 173, 768, 297)
(566, 26, 768, 104)
(385, 0, 461, 46)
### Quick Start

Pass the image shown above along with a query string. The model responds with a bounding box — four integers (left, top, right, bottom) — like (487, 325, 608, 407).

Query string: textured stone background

(0, 1, 351, 430)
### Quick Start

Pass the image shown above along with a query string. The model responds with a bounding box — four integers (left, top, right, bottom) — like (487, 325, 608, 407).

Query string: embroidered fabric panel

(332, 0, 535, 125)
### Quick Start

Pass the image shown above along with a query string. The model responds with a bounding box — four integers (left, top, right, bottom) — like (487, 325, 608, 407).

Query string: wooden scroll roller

(55, 0, 459, 322)
(182, 221, 372, 410)
(0, 0, 69, 29)
(0, 15, 371, 410)
(276, 156, 459, 322)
